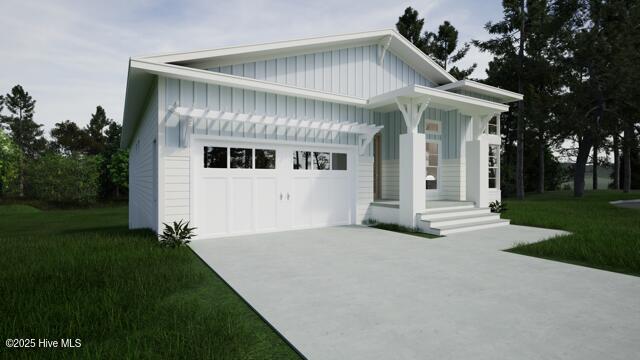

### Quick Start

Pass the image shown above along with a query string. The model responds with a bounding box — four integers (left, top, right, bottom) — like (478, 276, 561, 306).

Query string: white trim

(436, 79, 523, 103)
(425, 139, 442, 195)
(488, 144, 500, 191)
(368, 85, 510, 114)
(191, 134, 357, 150)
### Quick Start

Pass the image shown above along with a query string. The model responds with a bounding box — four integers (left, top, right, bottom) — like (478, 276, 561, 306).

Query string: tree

(396, 7, 425, 49)
(0, 130, 20, 196)
(107, 149, 129, 198)
(84, 106, 112, 155)
(50, 120, 88, 154)
(24, 153, 101, 204)
(474, 0, 529, 199)
(0, 85, 47, 196)
(424, 21, 477, 79)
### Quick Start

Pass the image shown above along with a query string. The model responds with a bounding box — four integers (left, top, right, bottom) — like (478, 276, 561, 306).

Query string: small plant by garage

(159, 220, 196, 248)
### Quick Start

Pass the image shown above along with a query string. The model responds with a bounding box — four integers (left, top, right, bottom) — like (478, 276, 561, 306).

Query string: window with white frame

(424, 120, 441, 134)
(425, 142, 439, 190)
(488, 145, 499, 189)
(488, 115, 498, 135)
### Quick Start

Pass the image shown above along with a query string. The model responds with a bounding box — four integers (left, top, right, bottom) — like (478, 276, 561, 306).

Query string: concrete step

(423, 213, 502, 228)
(422, 204, 475, 213)
(421, 219, 510, 236)
(419, 207, 491, 220)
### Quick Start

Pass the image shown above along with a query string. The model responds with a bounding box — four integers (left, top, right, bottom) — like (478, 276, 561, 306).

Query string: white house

(121, 29, 523, 238)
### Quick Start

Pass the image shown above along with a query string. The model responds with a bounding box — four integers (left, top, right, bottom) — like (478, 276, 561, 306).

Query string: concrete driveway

(190, 225, 640, 360)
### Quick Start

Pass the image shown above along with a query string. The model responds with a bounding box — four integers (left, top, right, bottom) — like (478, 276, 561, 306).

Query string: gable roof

(139, 29, 457, 85)
(122, 30, 522, 148)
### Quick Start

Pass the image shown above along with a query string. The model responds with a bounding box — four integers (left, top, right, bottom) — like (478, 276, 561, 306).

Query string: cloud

(0, 0, 504, 134)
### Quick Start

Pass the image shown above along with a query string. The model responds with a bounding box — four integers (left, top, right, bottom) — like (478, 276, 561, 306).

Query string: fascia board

(437, 80, 523, 103)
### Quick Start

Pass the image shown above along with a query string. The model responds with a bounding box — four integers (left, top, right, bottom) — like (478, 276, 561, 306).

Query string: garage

(192, 140, 355, 238)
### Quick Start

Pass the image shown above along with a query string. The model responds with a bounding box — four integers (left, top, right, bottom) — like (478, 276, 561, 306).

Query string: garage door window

(255, 149, 276, 169)
(230, 148, 252, 169)
(332, 153, 347, 170)
(204, 147, 227, 168)
(293, 151, 312, 169)
(313, 152, 330, 170)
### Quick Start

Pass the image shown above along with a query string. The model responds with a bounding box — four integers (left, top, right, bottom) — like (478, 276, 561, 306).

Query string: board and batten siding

(163, 77, 380, 155)
(207, 46, 436, 99)
(129, 82, 158, 231)
(377, 108, 471, 201)
(159, 76, 382, 226)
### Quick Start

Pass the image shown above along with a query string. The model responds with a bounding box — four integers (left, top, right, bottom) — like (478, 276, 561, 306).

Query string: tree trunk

(623, 124, 632, 193)
(516, 0, 526, 200)
(537, 137, 545, 193)
(574, 135, 593, 197)
(613, 134, 620, 190)
(18, 154, 24, 197)
(592, 143, 598, 190)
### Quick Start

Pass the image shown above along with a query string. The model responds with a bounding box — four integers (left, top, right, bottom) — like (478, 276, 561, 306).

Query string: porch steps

(418, 205, 509, 236)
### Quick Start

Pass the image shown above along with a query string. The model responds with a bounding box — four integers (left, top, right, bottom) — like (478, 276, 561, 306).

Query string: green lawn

(504, 190, 640, 276)
(0, 205, 301, 359)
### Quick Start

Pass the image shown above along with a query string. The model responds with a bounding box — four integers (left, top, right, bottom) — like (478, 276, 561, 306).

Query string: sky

(0, 0, 505, 133)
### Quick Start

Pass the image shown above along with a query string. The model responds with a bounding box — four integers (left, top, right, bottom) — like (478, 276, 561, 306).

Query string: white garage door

(192, 140, 354, 238)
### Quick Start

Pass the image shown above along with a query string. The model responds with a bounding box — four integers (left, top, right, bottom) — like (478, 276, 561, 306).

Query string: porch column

(396, 97, 429, 228)
(465, 114, 491, 208)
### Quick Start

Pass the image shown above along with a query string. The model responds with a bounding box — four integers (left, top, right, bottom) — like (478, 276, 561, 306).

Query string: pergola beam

(169, 106, 383, 141)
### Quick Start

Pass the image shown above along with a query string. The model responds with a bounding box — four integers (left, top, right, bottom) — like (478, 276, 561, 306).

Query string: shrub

(0, 131, 20, 197)
(24, 153, 101, 204)
(158, 220, 196, 248)
(489, 200, 507, 213)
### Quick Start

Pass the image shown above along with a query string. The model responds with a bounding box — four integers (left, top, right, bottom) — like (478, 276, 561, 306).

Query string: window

(332, 153, 347, 170)
(488, 145, 499, 189)
(293, 151, 311, 169)
(255, 149, 276, 169)
(488, 116, 498, 135)
(204, 147, 227, 168)
(313, 152, 330, 170)
(425, 142, 439, 190)
(425, 120, 440, 134)
(230, 148, 252, 169)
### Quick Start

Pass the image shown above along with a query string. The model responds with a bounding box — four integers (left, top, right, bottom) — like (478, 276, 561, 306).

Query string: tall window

(425, 142, 439, 190)
(488, 116, 498, 135)
(488, 145, 499, 189)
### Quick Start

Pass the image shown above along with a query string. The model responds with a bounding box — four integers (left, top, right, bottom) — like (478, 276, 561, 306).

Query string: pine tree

(396, 7, 426, 49)
(1, 85, 47, 196)
(424, 21, 477, 79)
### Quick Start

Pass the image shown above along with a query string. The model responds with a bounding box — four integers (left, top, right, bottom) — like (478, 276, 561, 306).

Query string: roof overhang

(368, 85, 510, 115)
(121, 60, 156, 148)
(436, 80, 523, 103)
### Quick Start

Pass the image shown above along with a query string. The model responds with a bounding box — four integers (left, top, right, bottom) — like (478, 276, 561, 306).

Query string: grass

(0, 205, 301, 359)
(503, 190, 640, 277)
(369, 222, 439, 239)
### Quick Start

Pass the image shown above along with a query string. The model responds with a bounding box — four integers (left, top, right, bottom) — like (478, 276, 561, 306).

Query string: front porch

(366, 85, 510, 231)
(369, 199, 509, 235)
(370, 200, 475, 209)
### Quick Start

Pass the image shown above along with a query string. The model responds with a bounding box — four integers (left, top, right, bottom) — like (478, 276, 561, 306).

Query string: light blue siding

(377, 108, 470, 161)
(163, 77, 379, 154)
(207, 45, 436, 98)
